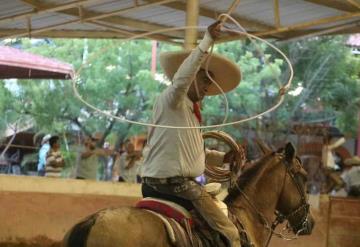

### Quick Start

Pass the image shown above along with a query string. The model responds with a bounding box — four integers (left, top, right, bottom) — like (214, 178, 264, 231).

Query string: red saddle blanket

(135, 197, 193, 226)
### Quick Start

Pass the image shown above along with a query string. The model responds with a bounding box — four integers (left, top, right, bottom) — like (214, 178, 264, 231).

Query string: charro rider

(142, 21, 241, 247)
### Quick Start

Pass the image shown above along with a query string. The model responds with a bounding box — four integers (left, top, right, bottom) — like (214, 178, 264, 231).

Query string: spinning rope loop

(71, 14, 294, 130)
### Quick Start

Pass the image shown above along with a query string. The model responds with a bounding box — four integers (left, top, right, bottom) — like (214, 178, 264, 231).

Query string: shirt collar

(185, 96, 194, 109)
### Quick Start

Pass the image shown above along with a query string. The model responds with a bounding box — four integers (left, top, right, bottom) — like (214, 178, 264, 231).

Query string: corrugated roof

(0, 0, 358, 43)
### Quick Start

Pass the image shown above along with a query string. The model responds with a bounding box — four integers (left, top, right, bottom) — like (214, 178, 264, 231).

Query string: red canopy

(0, 46, 74, 79)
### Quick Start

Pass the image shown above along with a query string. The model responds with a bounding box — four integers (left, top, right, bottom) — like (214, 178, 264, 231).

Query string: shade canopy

(0, 46, 74, 79)
(0, 0, 359, 43)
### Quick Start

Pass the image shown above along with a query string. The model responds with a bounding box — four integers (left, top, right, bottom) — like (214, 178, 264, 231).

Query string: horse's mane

(224, 152, 275, 203)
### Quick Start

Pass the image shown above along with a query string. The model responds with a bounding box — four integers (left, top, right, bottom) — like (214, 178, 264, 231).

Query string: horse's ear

(284, 142, 296, 162)
(254, 138, 272, 155)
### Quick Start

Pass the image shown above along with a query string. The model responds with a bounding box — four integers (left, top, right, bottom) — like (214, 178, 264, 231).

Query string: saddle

(136, 183, 229, 247)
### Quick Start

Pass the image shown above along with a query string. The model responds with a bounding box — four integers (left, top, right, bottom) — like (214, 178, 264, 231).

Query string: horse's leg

(85, 207, 172, 247)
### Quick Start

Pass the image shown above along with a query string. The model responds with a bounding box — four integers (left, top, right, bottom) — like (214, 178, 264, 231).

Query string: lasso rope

(203, 130, 246, 183)
(71, 13, 293, 130)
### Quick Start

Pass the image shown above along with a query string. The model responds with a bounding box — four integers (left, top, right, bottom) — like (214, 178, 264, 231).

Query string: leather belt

(143, 176, 191, 185)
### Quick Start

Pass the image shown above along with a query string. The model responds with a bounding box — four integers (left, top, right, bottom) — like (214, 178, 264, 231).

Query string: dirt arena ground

(1, 176, 359, 247)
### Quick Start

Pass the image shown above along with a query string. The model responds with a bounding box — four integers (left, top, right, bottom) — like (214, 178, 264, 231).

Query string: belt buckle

(159, 178, 167, 184)
(171, 177, 184, 184)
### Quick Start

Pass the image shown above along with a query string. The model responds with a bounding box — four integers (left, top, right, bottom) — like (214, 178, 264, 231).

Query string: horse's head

(275, 143, 314, 236)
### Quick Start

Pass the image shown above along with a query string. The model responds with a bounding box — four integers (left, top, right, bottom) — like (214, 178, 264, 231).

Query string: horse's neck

(228, 156, 285, 247)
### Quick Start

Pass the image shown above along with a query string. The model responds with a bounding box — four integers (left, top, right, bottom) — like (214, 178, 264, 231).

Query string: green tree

(1, 34, 359, 155)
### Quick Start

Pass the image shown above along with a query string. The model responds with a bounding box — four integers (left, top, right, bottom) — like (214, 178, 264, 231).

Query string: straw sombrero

(344, 156, 360, 166)
(160, 51, 241, 96)
(41, 134, 51, 145)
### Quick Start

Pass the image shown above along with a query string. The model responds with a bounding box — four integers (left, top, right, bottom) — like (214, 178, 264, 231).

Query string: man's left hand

(207, 21, 222, 40)
(223, 150, 235, 164)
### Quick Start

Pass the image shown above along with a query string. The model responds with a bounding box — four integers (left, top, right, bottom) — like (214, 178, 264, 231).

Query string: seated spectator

(9, 149, 21, 175)
(322, 136, 345, 170)
(341, 156, 360, 197)
(45, 135, 65, 178)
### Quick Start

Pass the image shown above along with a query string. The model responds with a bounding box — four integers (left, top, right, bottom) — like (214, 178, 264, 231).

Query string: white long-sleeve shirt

(322, 137, 346, 169)
(142, 33, 223, 178)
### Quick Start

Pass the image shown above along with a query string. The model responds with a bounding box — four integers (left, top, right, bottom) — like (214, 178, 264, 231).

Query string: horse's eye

(297, 169, 308, 184)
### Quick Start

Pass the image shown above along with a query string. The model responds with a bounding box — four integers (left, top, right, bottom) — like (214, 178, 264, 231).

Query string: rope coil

(203, 131, 245, 183)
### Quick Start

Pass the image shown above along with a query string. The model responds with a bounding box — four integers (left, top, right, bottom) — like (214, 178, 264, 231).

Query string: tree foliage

(0, 34, 359, 150)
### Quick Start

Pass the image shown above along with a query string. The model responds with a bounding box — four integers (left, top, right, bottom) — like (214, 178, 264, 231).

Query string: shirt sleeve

(328, 137, 346, 150)
(39, 146, 49, 168)
(164, 32, 214, 108)
(46, 151, 65, 167)
(205, 149, 225, 167)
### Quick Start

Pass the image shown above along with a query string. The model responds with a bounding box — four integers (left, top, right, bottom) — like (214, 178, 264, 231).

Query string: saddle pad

(136, 197, 193, 226)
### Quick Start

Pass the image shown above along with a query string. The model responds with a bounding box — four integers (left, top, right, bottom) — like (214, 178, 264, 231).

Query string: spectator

(75, 133, 113, 180)
(37, 134, 51, 176)
(342, 156, 360, 197)
(9, 149, 21, 175)
(45, 135, 65, 178)
(115, 140, 142, 183)
(322, 136, 345, 170)
(101, 142, 114, 181)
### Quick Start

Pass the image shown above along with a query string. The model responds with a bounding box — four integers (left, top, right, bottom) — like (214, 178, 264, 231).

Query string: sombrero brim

(160, 51, 241, 96)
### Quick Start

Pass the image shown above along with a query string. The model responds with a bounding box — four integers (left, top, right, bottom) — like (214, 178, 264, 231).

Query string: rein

(229, 153, 310, 247)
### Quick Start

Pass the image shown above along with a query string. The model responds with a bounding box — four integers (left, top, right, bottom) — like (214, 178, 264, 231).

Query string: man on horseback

(142, 21, 241, 247)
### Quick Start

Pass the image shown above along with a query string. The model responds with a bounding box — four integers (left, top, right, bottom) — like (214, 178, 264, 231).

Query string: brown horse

(63, 143, 314, 247)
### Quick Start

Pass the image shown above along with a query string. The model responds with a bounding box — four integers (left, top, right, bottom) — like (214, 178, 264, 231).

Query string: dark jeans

(142, 183, 194, 210)
(141, 180, 240, 247)
(349, 185, 360, 197)
(38, 169, 45, 176)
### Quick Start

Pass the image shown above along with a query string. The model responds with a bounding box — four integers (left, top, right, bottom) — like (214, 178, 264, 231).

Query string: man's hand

(223, 150, 243, 164)
(223, 150, 235, 164)
(207, 21, 222, 40)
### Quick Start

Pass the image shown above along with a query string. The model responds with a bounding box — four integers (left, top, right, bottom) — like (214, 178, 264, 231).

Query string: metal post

(184, 0, 199, 50)
(151, 40, 157, 75)
(357, 112, 360, 155)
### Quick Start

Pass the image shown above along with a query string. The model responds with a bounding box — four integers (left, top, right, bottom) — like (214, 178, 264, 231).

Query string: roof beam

(184, 0, 199, 50)
(145, 0, 274, 31)
(0, 15, 181, 44)
(347, 0, 360, 10)
(217, 11, 360, 43)
(89, 21, 181, 44)
(1, 19, 180, 44)
(304, 0, 358, 12)
(0, 28, 124, 39)
(0, 0, 103, 25)
(19, 0, 184, 39)
(0, 28, 182, 43)
(278, 21, 360, 42)
(1, 19, 79, 39)
(273, 0, 281, 27)
(255, 12, 360, 37)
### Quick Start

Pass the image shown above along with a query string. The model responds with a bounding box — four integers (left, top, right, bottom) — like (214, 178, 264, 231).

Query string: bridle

(230, 152, 311, 247)
(276, 156, 310, 236)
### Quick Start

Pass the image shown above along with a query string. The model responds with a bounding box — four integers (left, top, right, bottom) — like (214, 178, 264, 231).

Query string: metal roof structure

(0, 0, 359, 45)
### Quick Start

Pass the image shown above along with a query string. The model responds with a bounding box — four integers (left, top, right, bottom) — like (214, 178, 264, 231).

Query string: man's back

(142, 88, 205, 179)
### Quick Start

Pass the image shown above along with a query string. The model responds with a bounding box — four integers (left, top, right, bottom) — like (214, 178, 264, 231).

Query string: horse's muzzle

(298, 214, 315, 235)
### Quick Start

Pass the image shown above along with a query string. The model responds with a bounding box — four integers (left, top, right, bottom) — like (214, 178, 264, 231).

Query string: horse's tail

(62, 212, 99, 247)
